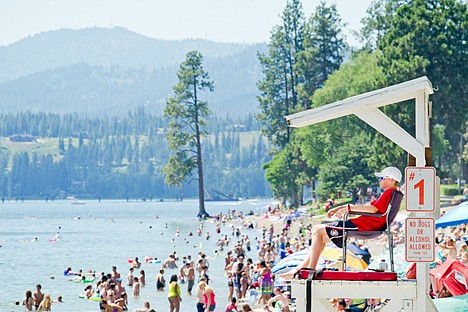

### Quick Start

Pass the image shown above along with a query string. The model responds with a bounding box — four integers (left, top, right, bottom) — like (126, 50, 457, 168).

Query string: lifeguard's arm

(347, 204, 379, 213)
(327, 204, 378, 219)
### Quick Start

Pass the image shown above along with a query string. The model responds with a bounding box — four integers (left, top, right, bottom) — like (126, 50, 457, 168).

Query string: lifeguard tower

(285, 76, 438, 311)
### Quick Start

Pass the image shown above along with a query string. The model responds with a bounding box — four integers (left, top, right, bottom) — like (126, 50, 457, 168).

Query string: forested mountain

(0, 27, 266, 117)
(0, 110, 271, 200)
(0, 27, 272, 200)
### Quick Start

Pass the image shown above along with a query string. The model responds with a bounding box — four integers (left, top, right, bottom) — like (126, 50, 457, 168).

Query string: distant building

(228, 124, 246, 132)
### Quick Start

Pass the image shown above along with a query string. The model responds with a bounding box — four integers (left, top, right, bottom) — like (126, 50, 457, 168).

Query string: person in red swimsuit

(281, 166, 402, 279)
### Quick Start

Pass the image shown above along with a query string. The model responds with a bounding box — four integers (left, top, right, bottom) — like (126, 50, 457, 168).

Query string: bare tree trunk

(194, 82, 208, 218)
(196, 131, 207, 218)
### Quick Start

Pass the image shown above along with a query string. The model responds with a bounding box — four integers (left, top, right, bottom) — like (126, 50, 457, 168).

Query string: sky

(0, 0, 374, 47)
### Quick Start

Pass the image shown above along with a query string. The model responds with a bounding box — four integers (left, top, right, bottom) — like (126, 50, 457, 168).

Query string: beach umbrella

(436, 202, 468, 228)
(433, 293, 468, 312)
(430, 257, 468, 296)
(271, 245, 367, 275)
(320, 245, 367, 271)
(272, 249, 310, 275)
(271, 258, 304, 275)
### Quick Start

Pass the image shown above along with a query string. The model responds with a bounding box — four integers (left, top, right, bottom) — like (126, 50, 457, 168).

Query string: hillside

(0, 27, 258, 82)
(0, 27, 266, 117)
(0, 110, 271, 200)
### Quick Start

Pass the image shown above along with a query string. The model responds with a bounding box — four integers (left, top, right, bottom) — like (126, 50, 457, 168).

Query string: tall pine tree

(163, 51, 213, 217)
(257, 0, 306, 150)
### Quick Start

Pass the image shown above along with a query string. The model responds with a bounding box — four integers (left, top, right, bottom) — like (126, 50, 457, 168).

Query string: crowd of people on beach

(21, 194, 468, 312)
(212, 208, 309, 311)
(28, 202, 339, 311)
(147, 208, 299, 312)
(20, 206, 300, 312)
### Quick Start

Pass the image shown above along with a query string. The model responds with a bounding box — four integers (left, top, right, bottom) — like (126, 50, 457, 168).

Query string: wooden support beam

(408, 147, 433, 167)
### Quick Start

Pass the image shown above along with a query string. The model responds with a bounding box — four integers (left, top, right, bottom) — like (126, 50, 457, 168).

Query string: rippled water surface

(0, 199, 268, 311)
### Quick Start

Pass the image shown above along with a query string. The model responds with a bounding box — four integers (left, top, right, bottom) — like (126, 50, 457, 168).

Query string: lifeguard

(281, 166, 402, 279)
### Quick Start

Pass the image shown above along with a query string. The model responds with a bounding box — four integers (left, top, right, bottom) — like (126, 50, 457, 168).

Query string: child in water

(133, 277, 140, 298)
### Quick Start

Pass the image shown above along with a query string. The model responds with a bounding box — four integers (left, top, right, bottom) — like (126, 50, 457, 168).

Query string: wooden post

(408, 147, 433, 167)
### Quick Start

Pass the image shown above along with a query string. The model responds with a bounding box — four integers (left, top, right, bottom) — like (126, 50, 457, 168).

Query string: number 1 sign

(405, 167, 436, 212)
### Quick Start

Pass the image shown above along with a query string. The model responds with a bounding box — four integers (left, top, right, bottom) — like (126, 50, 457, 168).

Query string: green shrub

(441, 185, 461, 196)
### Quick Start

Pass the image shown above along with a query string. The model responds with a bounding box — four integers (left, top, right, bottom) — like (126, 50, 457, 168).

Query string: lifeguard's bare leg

(308, 225, 329, 269)
(280, 224, 330, 279)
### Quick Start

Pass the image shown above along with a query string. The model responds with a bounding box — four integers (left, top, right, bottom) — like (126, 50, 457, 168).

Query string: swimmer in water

(162, 255, 177, 269)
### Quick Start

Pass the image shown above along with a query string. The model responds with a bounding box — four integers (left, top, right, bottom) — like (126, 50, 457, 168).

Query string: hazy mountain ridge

(0, 27, 257, 82)
(0, 27, 266, 116)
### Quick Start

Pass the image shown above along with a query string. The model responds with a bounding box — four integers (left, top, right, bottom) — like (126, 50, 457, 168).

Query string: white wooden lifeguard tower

(285, 76, 438, 311)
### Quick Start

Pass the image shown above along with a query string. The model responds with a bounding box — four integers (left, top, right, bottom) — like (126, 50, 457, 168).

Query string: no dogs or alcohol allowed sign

(405, 218, 435, 262)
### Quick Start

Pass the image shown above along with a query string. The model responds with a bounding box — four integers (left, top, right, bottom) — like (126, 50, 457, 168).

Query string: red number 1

(414, 179, 425, 205)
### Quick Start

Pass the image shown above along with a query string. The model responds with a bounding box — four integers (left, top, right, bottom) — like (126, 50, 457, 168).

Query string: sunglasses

(378, 176, 389, 181)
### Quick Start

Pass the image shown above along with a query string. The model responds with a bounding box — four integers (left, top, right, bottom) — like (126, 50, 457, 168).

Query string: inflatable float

(144, 256, 161, 264)
(79, 293, 101, 301)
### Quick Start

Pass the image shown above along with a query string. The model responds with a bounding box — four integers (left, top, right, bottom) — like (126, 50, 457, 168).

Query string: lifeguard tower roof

(285, 76, 434, 165)
(286, 76, 433, 128)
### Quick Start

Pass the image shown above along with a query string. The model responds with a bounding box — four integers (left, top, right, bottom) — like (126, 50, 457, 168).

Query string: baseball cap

(374, 166, 402, 183)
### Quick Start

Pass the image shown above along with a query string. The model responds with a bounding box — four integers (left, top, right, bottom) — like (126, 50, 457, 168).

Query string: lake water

(0, 199, 270, 312)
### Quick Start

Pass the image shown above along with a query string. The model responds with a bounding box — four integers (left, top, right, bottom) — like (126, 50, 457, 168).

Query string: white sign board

(405, 167, 436, 212)
(454, 271, 468, 290)
(405, 218, 435, 262)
